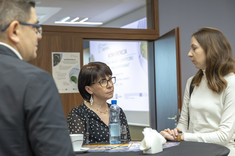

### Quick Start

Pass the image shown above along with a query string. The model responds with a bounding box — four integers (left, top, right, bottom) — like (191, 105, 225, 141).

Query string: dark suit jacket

(0, 44, 75, 156)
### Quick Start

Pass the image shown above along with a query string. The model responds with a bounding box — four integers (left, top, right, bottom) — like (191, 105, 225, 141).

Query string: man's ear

(7, 21, 20, 43)
(85, 86, 93, 95)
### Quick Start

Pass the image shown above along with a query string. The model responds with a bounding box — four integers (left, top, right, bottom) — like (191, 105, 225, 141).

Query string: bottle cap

(111, 100, 117, 105)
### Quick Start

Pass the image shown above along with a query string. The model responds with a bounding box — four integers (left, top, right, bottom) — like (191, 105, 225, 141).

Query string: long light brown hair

(192, 27, 235, 93)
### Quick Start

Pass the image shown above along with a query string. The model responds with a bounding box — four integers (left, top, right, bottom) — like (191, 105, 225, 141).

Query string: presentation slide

(89, 18, 149, 126)
(90, 40, 148, 112)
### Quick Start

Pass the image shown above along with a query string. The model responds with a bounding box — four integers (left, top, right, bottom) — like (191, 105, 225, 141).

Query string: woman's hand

(160, 128, 183, 141)
(160, 128, 175, 141)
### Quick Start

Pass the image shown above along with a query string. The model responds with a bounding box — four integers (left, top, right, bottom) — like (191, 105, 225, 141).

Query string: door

(149, 27, 182, 131)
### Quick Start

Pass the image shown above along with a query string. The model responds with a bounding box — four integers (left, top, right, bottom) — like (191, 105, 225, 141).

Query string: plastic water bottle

(109, 100, 121, 144)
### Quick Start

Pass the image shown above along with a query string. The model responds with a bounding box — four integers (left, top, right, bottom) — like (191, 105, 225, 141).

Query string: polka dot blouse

(67, 103, 131, 144)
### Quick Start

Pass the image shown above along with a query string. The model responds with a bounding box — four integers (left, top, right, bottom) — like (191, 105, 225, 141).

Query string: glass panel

(83, 40, 150, 126)
(35, 0, 153, 29)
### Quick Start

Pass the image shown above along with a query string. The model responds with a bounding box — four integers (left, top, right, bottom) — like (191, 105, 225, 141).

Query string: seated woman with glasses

(67, 61, 131, 144)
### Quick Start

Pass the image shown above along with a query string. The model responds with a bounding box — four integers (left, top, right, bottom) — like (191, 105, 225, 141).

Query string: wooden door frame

(30, 0, 181, 120)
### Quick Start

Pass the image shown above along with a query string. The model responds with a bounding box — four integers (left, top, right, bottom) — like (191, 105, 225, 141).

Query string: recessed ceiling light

(71, 17, 80, 22)
(54, 17, 103, 25)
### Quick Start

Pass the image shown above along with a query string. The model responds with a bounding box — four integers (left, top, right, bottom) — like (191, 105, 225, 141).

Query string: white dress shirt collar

(0, 42, 23, 60)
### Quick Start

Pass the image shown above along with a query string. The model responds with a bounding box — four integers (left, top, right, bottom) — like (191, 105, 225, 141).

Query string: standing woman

(160, 27, 235, 155)
(67, 62, 131, 144)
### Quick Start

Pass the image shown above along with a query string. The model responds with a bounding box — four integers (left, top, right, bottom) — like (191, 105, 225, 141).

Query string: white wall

(158, 0, 235, 96)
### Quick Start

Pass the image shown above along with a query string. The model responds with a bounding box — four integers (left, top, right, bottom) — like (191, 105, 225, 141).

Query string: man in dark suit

(0, 0, 75, 155)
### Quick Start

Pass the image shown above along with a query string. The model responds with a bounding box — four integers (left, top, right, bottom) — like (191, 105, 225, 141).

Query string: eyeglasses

(1, 21, 42, 36)
(93, 77, 116, 87)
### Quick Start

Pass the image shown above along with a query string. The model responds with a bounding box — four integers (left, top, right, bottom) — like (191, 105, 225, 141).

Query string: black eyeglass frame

(92, 76, 116, 87)
(1, 21, 42, 35)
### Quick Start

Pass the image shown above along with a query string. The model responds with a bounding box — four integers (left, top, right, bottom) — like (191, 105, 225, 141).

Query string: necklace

(85, 101, 109, 114)
(94, 108, 108, 114)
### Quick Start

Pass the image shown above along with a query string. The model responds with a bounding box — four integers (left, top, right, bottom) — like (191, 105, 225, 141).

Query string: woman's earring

(90, 96, 93, 105)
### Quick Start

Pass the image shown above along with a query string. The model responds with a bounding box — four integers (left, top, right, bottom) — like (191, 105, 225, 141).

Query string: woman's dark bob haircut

(78, 61, 112, 101)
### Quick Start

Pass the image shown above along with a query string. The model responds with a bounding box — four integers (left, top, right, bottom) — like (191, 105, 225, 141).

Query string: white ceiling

(35, 0, 146, 27)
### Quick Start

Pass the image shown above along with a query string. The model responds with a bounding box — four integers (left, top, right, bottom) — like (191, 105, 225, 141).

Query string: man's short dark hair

(0, 0, 35, 30)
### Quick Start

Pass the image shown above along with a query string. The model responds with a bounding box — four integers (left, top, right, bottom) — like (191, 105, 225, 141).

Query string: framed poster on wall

(52, 52, 80, 93)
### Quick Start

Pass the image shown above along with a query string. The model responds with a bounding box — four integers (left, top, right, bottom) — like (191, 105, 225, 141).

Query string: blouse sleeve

(67, 109, 86, 134)
(119, 108, 131, 141)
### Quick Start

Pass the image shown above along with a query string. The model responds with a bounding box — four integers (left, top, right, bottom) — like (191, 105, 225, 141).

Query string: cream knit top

(177, 72, 235, 156)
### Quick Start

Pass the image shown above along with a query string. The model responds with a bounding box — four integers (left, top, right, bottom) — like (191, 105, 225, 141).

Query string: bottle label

(110, 123, 120, 136)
